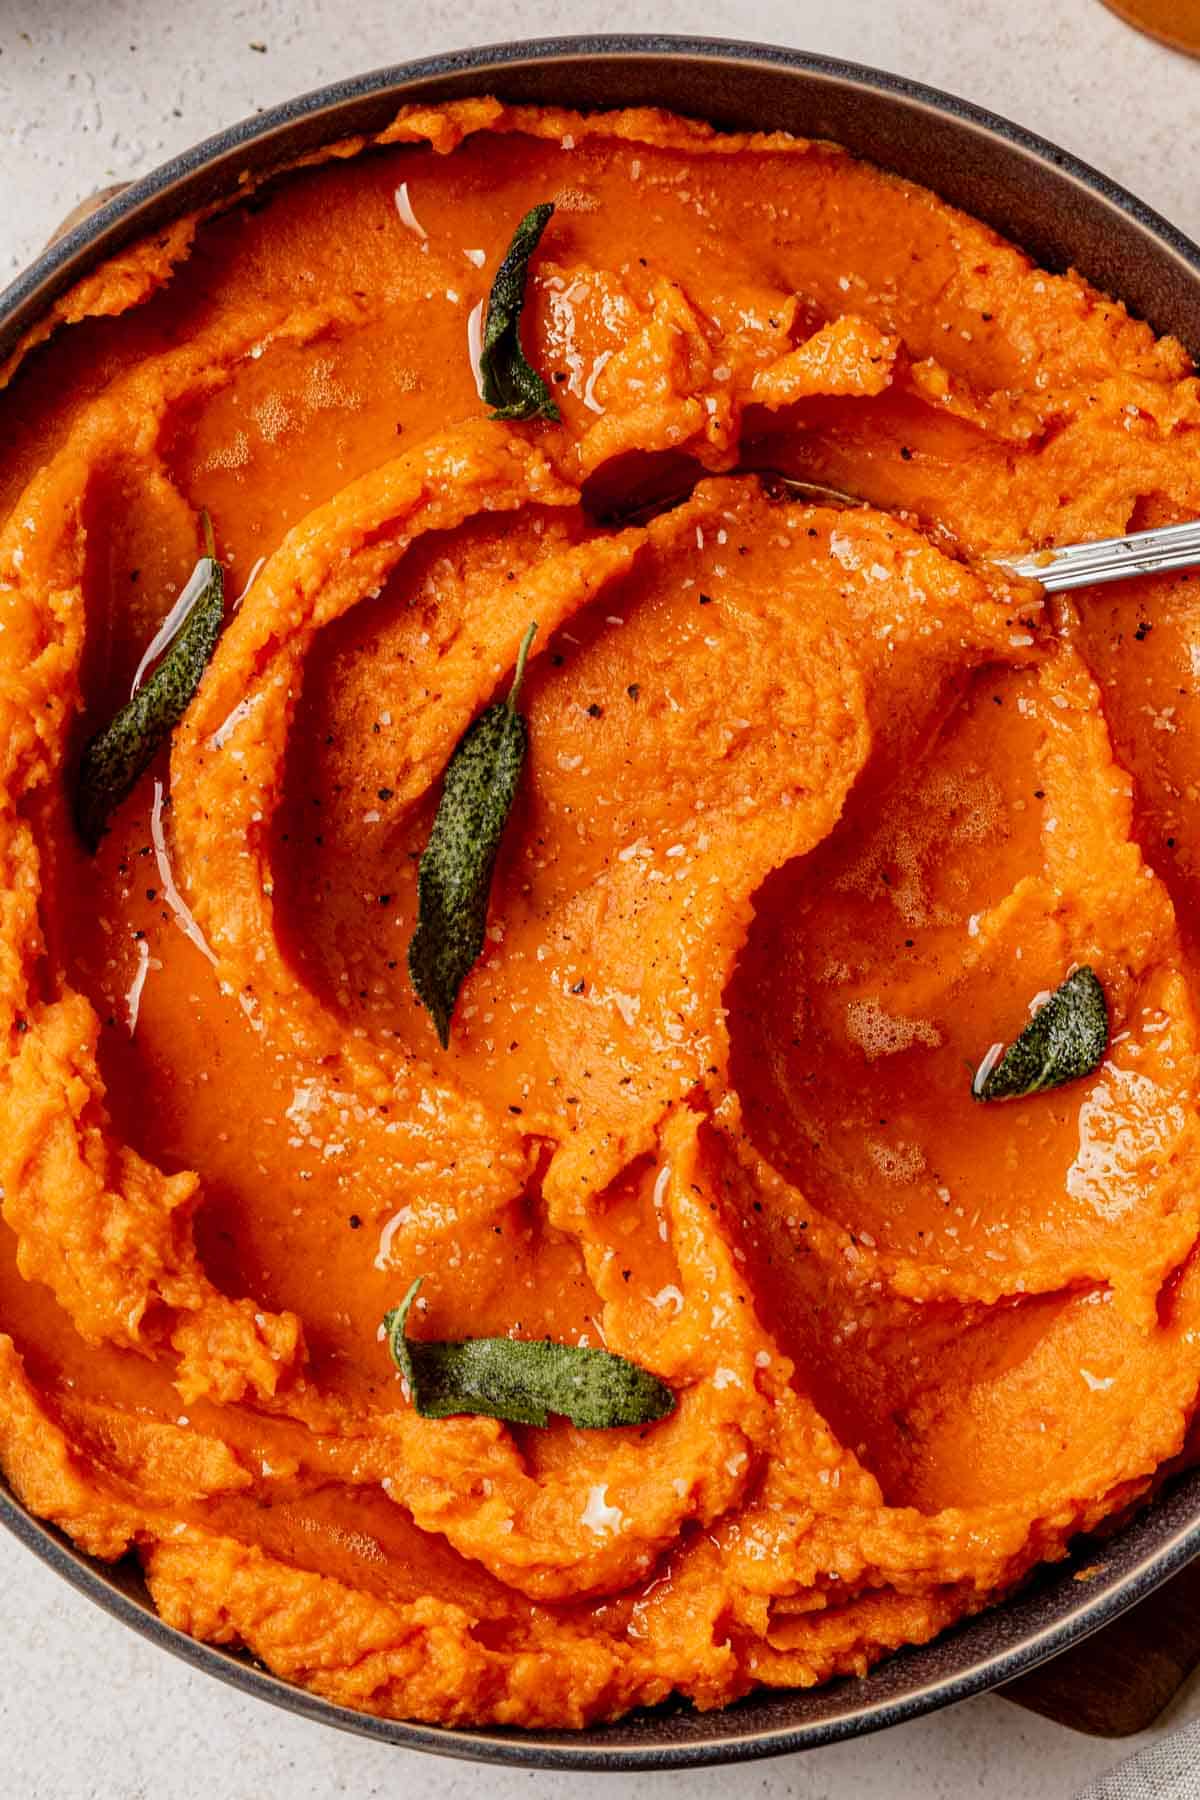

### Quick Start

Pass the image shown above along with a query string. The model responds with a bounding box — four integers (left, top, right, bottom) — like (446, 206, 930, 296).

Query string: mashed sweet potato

(1, 97, 1199, 1729)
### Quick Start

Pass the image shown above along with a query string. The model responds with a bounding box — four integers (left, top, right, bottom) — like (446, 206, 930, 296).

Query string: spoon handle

(995, 518, 1200, 593)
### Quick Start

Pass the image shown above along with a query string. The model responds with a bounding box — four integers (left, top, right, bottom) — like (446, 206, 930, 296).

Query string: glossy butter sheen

(0, 97, 1199, 1728)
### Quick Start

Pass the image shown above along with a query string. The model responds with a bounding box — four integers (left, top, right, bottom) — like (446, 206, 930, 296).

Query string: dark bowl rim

(3, 31, 1200, 1773)
(6, 32, 1200, 359)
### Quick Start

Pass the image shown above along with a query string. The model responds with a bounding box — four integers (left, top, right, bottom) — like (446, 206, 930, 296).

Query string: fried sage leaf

(408, 622, 537, 1048)
(972, 966, 1109, 1102)
(479, 202, 561, 422)
(76, 515, 225, 850)
(384, 1279, 676, 1428)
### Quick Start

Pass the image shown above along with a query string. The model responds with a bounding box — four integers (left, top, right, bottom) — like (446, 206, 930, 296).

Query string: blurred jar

(1103, 0, 1200, 54)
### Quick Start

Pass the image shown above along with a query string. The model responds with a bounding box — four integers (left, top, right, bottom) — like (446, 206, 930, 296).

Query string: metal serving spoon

(614, 473, 1200, 595)
(37, 195, 1200, 601)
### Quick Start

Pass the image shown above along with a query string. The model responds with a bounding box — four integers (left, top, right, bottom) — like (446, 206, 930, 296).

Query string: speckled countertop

(2, 2, 1199, 1795)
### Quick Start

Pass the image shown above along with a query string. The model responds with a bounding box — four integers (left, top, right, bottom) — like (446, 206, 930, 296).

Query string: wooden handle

(1003, 1556, 1200, 1736)
(43, 183, 130, 250)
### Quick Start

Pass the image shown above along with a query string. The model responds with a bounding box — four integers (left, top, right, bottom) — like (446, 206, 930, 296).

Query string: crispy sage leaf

(408, 622, 537, 1048)
(972, 966, 1108, 1102)
(384, 1278, 676, 1429)
(479, 202, 561, 423)
(76, 515, 225, 851)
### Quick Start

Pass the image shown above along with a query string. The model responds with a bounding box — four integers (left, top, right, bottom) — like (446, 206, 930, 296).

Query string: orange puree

(1, 97, 1200, 1729)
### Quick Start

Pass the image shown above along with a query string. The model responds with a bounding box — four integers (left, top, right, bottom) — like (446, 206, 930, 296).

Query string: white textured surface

(1, 1, 1199, 1796)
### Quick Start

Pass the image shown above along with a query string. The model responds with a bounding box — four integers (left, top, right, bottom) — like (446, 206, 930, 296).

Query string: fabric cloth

(1076, 1722, 1200, 1798)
